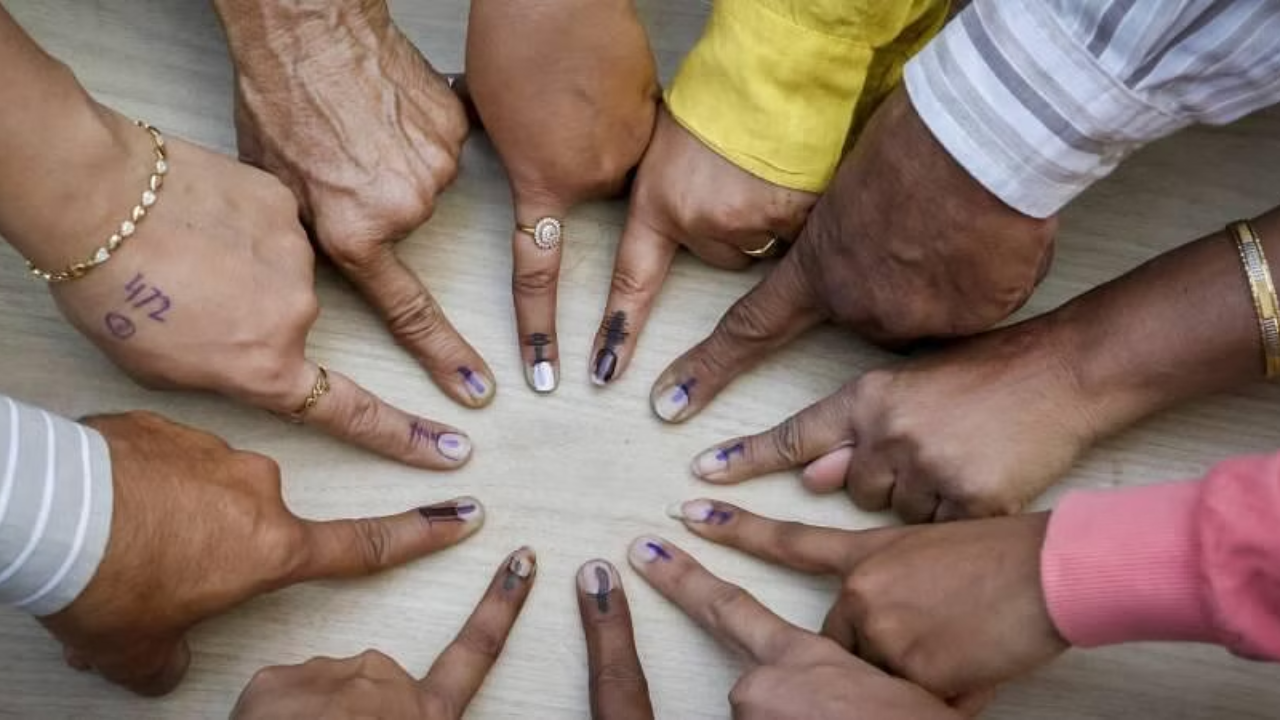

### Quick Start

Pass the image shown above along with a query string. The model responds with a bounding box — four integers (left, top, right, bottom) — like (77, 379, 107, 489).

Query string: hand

(668, 499, 1067, 700)
(575, 560, 654, 719)
(466, 0, 660, 394)
(231, 547, 536, 719)
(685, 317, 1099, 521)
(626, 536, 966, 720)
(218, 0, 495, 407)
(41, 411, 486, 696)
(587, 108, 816, 387)
(647, 86, 1056, 424)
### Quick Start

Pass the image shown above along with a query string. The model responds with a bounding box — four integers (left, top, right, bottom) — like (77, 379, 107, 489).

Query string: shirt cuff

(667, 0, 946, 193)
(904, 0, 1181, 218)
(1040, 481, 1214, 648)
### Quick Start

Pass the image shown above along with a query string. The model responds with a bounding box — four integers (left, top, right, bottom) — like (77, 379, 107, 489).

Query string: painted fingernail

(628, 535, 674, 566)
(418, 496, 484, 528)
(457, 366, 493, 404)
(527, 360, 558, 394)
(665, 499, 734, 525)
(435, 432, 472, 462)
(591, 348, 617, 386)
(691, 442, 746, 481)
(577, 559, 621, 613)
(652, 378, 696, 422)
(505, 546, 537, 587)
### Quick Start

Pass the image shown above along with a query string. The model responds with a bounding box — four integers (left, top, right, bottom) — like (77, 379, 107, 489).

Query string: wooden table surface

(2, 1, 1279, 718)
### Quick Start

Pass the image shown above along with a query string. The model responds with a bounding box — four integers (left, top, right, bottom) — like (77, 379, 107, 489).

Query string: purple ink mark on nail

(104, 312, 136, 340)
(715, 443, 746, 464)
(594, 566, 612, 613)
(419, 502, 476, 523)
(439, 435, 462, 450)
(707, 509, 734, 525)
(457, 366, 487, 396)
(674, 378, 698, 404)
(645, 541, 672, 561)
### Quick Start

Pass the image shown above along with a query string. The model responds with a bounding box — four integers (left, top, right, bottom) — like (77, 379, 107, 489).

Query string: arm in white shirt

(0, 395, 112, 616)
(906, 0, 1280, 218)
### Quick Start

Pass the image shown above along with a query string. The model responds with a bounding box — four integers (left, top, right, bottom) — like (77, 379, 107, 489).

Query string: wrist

(214, 0, 392, 66)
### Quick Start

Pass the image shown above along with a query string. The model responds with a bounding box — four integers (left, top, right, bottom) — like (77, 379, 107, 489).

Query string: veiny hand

(41, 411, 486, 696)
(466, 0, 660, 394)
(669, 499, 1067, 700)
(627, 536, 966, 720)
(686, 317, 1099, 521)
(648, 86, 1056, 424)
(575, 560, 654, 719)
(587, 108, 816, 387)
(231, 547, 535, 719)
(49, 110, 473, 470)
(219, 0, 495, 407)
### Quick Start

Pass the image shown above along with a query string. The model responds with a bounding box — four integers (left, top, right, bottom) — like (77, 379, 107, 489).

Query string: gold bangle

(1228, 220, 1280, 378)
(26, 121, 169, 283)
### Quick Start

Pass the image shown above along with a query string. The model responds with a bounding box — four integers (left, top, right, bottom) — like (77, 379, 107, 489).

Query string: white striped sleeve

(904, 0, 1280, 218)
(0, 395, 113, 616)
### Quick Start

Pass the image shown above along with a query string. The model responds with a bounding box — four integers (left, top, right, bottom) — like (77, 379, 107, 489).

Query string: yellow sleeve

(666, 0, 949, 192)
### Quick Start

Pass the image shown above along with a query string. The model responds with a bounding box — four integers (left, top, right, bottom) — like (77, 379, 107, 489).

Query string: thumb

(91, 635, 192, 697)
(289, 497, 484, 582)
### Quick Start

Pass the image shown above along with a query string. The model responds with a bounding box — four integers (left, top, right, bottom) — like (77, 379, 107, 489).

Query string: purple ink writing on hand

(104, 312, 137, 340)
(123, 273, 172, 321)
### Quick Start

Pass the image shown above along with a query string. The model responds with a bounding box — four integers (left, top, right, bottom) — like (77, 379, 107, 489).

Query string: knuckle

(344, 391, 385, 440)
(352, 517, 396, 573)
(728, 670, 766, 708)
(237, 451, 282, 481)
(704, 584, 752, 631)
(512, 265, 559, 297)
(384, 292, 448, 345)
(767, 416, 805, 466)
(244, 665, 287, 693)
(609, 264, 654, 301)
(454, 623, 508, 662)
(593, 660, 648, 697)
(717, 299, 776, 346)
(355, 649, 394, 671)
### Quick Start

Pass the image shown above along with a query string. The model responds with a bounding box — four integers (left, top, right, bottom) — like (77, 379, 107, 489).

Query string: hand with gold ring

(465, 0, 661, 395)
(0, 28, 474, 472)
(586, 107, 815, 388)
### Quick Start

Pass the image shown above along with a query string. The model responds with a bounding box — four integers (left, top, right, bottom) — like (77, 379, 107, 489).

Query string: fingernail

(577, 560, 621, 612)
(457, 366, 493, 404)
(435, 433, 472, 462)
(418, 496, 484, 528)
(628, 535, 673, 566)
(591, 348, 617, 386)
(691, 442, 745, 481)
(507, 546, 536, 579)
(527, 360, 558, 394)
(664, 499, 733, 525)
(801, 445, 855, 489)
(652, 379, 696, 422)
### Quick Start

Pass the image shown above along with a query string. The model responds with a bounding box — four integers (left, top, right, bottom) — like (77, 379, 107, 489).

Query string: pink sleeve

(1040, 453, 1280, 660)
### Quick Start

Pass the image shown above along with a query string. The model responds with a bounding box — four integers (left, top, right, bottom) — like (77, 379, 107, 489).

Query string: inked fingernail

(528, 360, 558, 394)
(691, 442, 745, 480)
(435, 432, 472, 462)
(665, 499, 734, 525)
(577, 559, 621, 613)
(418, 496, 484, 527)
(628, 536, 674, 565)
(505, 546, 536, 589)
(591, 348, 617, 386)
(652, 378, 696, 422)
(457, 366, 493, 404)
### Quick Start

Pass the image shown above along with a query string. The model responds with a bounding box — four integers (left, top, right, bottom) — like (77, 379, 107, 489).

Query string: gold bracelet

(1228, 219, 1280, 378)
(27, 121, 169, 283)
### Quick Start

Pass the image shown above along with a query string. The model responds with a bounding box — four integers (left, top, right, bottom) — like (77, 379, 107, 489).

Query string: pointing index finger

(576, 560, 654, 720)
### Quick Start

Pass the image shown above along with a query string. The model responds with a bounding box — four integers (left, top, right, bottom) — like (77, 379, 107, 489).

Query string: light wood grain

(2, 1, 1280, 718)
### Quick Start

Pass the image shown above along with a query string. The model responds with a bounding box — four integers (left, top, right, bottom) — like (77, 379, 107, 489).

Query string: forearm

(1053, 209, 1278, 440)
(0, 6, 149, 270)
(0, 396, 114, 616)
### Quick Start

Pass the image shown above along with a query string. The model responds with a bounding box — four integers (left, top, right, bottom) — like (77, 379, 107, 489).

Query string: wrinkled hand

(219, 0, 495, 407)
(587, 108, 816, 387)
(669, 500, 1067, 700)
(50, 111, 474, 469)
(42, 411, 485, 696)
(231, 548, 535, 719)
(466, 0, 659, 394)
(685, 317, 1098, 521)
(648, 86, 1056, 424)
(627, 536, 965, 720)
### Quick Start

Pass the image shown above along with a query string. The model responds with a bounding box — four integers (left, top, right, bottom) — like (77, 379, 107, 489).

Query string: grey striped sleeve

(0, 396, 114, 616)
(904, 0, 1280, 218)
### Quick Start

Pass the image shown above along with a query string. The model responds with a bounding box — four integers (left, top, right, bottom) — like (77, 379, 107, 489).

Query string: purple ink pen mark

(715, 443, 746, 464)
(104, 312, 136, 340)
(526, 333, 551, 363)
(706, 508, 734, 525)
(457, 366, 487, 396)
(674, 378, 697, 404)
(594, 566, 612, 613)
(409, 420, 434, 445)
(645, 541, 673, 561)
(419, 503, 476, 523)
(122, 273, 171, 321)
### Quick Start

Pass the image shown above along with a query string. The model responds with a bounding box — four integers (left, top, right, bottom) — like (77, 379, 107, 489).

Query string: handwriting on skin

(104, 273, 172, 340)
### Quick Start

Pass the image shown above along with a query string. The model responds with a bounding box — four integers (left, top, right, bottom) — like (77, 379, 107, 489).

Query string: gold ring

(517, 217, 563, 251)
(742, 234, 788, 259)
(288, 365, 330, 423)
